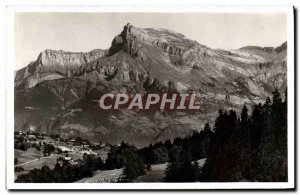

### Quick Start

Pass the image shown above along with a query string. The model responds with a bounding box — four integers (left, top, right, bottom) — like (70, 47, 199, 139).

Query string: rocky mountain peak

(275, 41, 287, 53)
(14, 24, 288, 146)
(108, 23, 199, 58)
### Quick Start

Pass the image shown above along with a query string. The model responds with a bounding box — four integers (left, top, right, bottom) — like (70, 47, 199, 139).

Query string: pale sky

(15, 12, 287, 70)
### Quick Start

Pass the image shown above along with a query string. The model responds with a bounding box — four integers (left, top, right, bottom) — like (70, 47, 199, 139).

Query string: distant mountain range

(14, 23, 287, 147)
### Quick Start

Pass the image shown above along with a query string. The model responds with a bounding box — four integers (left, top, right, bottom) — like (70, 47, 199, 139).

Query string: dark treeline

(15, 89, 287, 183)
(201, 88, 287, 182)
(140, 122, 212, 165)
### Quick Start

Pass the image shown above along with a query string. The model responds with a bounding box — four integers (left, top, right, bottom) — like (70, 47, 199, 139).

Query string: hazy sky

(15, 12, 287, 70)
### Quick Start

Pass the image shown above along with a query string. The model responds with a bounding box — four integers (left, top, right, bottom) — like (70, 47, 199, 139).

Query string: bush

(15, 166, 24, 172)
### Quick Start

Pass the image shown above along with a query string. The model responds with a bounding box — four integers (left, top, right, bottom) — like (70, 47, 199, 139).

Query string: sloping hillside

(14, 23, 287, 147)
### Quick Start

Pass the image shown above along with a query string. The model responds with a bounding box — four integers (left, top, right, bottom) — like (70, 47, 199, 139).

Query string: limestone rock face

(109, 23, 139, 57)
(25, 73, 65, 89)
(39, 49, 106, 70)
(15, 49, 106, 85)
(14, 23, 287, 147)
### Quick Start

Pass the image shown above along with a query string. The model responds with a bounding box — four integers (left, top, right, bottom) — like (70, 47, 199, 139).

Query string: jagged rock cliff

(14, 23, 287, 146)
(15, 49, 106, 88)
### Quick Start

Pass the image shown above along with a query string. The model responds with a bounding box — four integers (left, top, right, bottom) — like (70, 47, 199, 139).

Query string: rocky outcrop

(275, 41, 287, 53)
(109, 23, 139, 57)
(25, 73, 64, 88)
(15, 49, 106, 86)
(37, 49, 106, 72)
(241, 42, 287, 54)
(152, 40, 183, 55)
(17, 49, 105, 75)
(152, 40, 184, 66)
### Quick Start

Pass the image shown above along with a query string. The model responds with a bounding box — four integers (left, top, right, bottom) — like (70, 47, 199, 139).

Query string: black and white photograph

(3, 6, 295, 190)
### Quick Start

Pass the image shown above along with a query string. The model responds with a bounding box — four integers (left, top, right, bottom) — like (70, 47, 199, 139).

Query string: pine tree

(271, 88, 284, 145)
(165, 145, 198, 182)
(120, 148, 145, 182)
(165, 146, 182, 182)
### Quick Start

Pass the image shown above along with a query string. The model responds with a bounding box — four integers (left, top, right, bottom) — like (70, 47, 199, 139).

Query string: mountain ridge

(14, 23, 287, 146)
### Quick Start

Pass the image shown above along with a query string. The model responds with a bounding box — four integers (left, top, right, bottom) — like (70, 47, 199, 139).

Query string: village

(14, 130, 111, 179)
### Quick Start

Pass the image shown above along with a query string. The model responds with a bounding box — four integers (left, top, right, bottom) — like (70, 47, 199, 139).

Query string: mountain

(15, 49, 106, 88)
(14, 23, 287, 147)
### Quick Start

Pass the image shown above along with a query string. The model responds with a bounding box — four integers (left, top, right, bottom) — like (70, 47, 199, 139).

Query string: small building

(80, 150, 97, 155)
(72, 146, 83, 152)
(57, 146, 73, 152)
(64, 156, 72, 161)
(28, 135, 37, 139)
